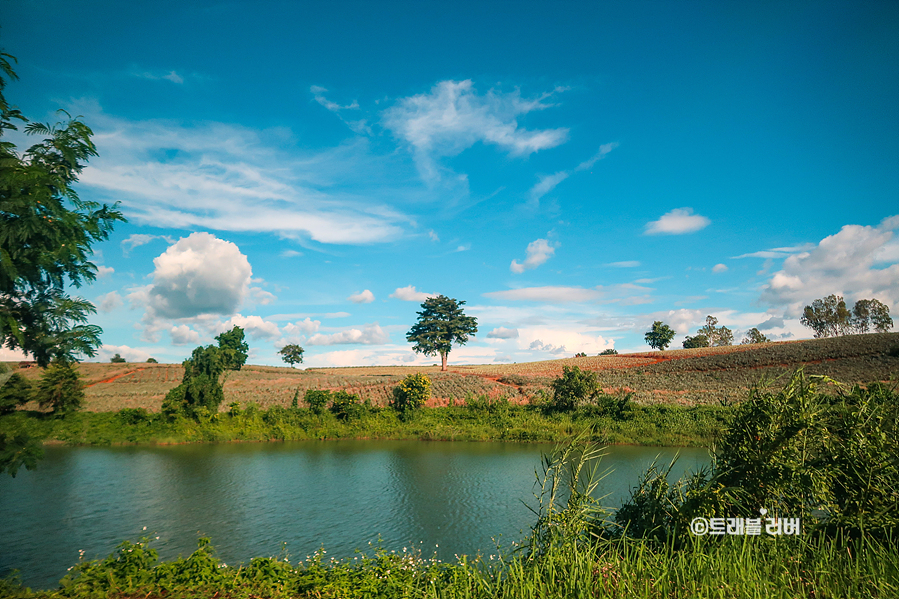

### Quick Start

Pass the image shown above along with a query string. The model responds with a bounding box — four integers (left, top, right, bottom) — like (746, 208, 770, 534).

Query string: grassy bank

(0, 401, 731, 447)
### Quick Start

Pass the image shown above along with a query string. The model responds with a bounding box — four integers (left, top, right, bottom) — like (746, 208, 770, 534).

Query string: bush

(549, 366, 598, 411)
(329, 390, 365, 421)
(146, 357, 158, 363)
(110, 353, 126, 363)
(36, 362, 84, 415)
(390, 373, 431, 417)
(0, 373, 32, 415)
(118, 408, 151, 425)
(682, 334, 709, 349)
(304, 389, 330, 414)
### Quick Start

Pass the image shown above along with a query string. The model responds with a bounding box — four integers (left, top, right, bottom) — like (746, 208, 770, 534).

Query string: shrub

(110, 353, 126, 363)
(682, 334, 709, 349)
(549, 366, 598, 411)
(146, 357, 158, 363)
(329, 390, 364, 421)
(118, 408, 151, 425)
(304, 389, 330, 414)
(0, 373, 32, 415)
(390, 373, 431, 417)
(36, 362, 84, 415)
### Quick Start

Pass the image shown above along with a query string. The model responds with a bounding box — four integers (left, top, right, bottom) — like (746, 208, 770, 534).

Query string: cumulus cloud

(759, 216, 899, 316)
(712, 263, 728, 273)
(170, 324, 201, 345)
(220, 314, 281, 340)
(484, 286, 601, 303)
(96, 265, 114, 278)
(383, 80, 568, 181)
(281, 318, 321, 343)
(306, 324, 390, 346)
(76, 104, 405, 244)
(644, 208, 711, 235)
(348, 289, 375, 303)
(390, 285, 437, 301)
(486, 327, 519, 339)
(97, 291, 123, 313)
(519, 327, 613, 356)
(511, 238, 557, 273)
(758, 316, 785, 330)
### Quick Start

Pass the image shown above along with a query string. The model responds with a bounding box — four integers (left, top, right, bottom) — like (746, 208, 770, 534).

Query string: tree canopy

(800, 295, 892, 338)
(215, 326, 248, 371)
(406, 295, 477, 371)
(278, 344, 304, 367)
(0, 52, 124, 366)
(697, 315, 733, 347)
(644, 321, 675, 350)
(741, 328, 770, 345)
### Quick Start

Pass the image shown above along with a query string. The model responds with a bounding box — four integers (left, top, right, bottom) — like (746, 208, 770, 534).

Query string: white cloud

(486, 327, 519, 339)
(282, 318, 321, 341)
(348, 289, 375, 304)
(306, 323, 390, 346)
(484, 286, 601, 303)
(249, 287, 276, 305)
(607, 261, 640, 268)
(76, 105, 406, 244)
(732, 243, 816, 259)
(121, 233, 175, 254)
(644, 208, 711, 235)
(511, 238, 557, 273)
(712, 263, 728, 273)
(428, 230, 440, 242)
(219, 314, 281, 340)
(529, 172, 569, 204)
(131, 69, 185, 84)
(383, 80, 568, 181)
(518, 327, 613, 356)
(390, 285, 437, 302)
(96, 265, 114, 278)
(760, 215, 899, 316)
(170, 324, 201, 345)
(575, 142, 619, 171)
(280, 249, 303, 258)
(97, 291, 123, 313)
(311, 86, 370, 135)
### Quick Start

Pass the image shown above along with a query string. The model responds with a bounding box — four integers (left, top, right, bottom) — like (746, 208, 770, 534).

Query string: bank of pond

(1, 372, 897, 598)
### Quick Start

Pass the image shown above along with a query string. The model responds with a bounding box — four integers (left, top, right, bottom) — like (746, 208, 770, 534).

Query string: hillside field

(7, 333, 899, 413)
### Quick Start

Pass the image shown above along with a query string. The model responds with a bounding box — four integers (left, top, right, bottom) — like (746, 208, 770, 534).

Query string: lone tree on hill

(278, 344, 304, 367)
(407, 295, 478, 371)
(644, 321, 675, 350)
(0, 52, 125, 366)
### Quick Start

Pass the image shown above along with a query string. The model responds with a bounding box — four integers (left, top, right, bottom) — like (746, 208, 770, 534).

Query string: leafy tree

(682, 334, 709, 349)
(0, 432, 43, 477)
(110, 353, 126, 363)
(741, 328, 770, 345)
(697, 315, 733, 347)
(800, 294, 852, 338)
(644, 321, 675, 350)
(549, 366, 598, 411)
(599, 348, 618, 355)
(851, 298, 893, 334)
(278, 344, 304, 368)
(215, 326, 248, 371)
(0, 53, 125, 366)
(35, 362, 84, 415)
(406, 295, 478, 371)
(390, 373, 431, 418)
(146, 357, 158, 363)
(0, 372, 32, 415)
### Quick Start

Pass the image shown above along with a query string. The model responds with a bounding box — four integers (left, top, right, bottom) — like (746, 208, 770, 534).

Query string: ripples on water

(0, 440, 708, 589)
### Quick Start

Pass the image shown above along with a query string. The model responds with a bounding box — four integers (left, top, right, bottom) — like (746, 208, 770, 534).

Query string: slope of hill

(7, 333, 899, 412)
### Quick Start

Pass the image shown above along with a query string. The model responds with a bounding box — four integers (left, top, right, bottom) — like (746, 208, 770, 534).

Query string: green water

(0, 440, 708, 589)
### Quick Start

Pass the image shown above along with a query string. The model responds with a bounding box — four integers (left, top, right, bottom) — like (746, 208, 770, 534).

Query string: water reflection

(0, 441, 708, 589)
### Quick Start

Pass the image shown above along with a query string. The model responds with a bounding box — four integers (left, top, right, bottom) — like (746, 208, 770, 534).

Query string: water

(0, 440, 709, 589)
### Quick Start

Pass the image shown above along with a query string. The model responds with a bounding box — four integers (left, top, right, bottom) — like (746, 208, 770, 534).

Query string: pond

(0, 440, 709, 589)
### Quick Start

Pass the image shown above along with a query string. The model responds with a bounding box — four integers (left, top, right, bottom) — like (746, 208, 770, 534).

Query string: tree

(406, 295, 478, 371)
(35, 362, 84, 415)
(644, 321, 675, 350)
(215, 326, 248, 371)
(1, 432, 43, 477)
(0, 372, 32, 415)
(683, 334, 709, 349)
(697, 315, 733, 347)
(110, 353, 126, 363)
(741, 328, 770, 345)
(800, 294, 851, 338)
(549, 366, 598, 411)
(599, 349, 618, 355)
(0, 53, 125, 366)
(278, 344, 304, 367)
(390, 373, 431, 418)
(851, 298, 893, 334)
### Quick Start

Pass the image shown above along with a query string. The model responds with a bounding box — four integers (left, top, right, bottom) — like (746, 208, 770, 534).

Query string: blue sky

(3, 0, 898, 367)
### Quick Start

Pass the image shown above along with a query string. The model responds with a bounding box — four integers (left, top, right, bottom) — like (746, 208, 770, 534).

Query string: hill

(7, 333, 899, 412)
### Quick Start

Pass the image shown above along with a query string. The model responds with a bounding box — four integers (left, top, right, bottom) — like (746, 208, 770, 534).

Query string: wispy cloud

(644, 208, 711, 235)
(607, 260, 640, 268)
(383, 80, 569, 181)
(75, 102, 408, 245)
(484, 286, 601, 303)
(310, 86, 370, 134)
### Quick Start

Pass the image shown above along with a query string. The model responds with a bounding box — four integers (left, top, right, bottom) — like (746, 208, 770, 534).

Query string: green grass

(0, 401, 732, 448)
